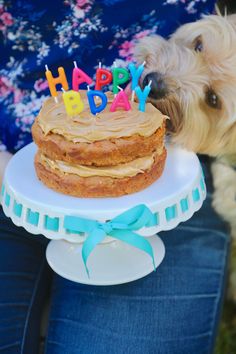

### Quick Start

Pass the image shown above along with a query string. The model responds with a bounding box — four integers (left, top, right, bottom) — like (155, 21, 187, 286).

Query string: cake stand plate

(1, 143, 206, 285)
(47, 236, 165, 285)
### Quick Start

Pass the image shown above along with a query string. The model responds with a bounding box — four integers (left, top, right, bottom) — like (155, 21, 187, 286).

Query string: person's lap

(44, 192, 229, 354)
(0, 210, 51, 354)
(0, 162, 230, 354)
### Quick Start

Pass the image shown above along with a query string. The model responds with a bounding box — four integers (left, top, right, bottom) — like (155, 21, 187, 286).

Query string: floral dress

(0, 0, 216, 153)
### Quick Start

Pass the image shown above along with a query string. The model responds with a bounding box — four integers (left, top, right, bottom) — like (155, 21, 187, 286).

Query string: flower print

(38, 42, 50, 58)
(0, 12, 13, 26)
(6, 57, 25, 81)
(109, 10, 160, 61)
(0, 3, 49, 65)
(185, 1, 198, 14)
(13, 89, 24, 104)
(119, 40, 135, 60)
(34, 79, 48, 93)
(74, 7, 86, 19)
(53, 1, 107, 54)
(111, 58, 127, 68)
(134, 30, 152, 40)
(12, 93, 47, 134)
(163, 0, 186, 4)
(76, 0, 89, 7)
(0, 76, 13, 98)
(37, 42, 50, 64)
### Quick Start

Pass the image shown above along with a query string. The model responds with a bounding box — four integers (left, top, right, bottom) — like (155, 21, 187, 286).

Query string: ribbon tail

(82, 228, 107, 277)
(111, 230, 156, 270)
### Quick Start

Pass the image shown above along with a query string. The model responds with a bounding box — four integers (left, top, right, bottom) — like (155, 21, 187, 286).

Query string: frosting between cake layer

(37, 91, 167, 143)
(41, 146, 163, 178)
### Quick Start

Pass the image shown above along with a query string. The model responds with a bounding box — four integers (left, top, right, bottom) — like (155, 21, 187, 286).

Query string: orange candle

(45, 65, 69, 102)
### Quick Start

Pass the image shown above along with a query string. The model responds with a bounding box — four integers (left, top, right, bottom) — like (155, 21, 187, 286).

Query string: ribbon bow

(64, 204, 157, 277)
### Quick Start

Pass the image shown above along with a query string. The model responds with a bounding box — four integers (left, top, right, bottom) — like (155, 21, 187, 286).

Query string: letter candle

(95, 62, 112, 91)
(112, 67, 130, 94)
(135, 80, 152, 112)
(128, 61, 146, 102)
(87, 86, 108, 115)
(62, 88, 84, 116)
(72, 61, 93, 91)
(110, 86, 131, 112)
(45, 65, 69, 103)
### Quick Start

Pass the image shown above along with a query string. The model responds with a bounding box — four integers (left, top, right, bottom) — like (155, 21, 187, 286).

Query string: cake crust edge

(34, 148, 167, 198)
(32, 118, 166, 167)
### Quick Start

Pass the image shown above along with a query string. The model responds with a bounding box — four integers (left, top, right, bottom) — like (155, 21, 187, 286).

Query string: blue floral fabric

(0, 0, 216, 152)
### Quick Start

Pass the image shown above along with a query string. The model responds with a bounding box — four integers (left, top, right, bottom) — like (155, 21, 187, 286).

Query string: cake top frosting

(37, 91, 167, 143)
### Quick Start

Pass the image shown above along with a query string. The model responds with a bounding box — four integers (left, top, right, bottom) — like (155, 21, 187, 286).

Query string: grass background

(215, 300, 236, 353)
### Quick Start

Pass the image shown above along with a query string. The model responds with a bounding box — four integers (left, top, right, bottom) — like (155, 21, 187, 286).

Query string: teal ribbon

(64, 204, 158, 277)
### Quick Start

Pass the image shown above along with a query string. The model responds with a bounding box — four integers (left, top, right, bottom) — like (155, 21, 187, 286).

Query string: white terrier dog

(135, 14, 236, 300)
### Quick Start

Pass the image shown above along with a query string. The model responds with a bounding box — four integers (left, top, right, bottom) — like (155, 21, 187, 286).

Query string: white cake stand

(0, 143, 206, 285)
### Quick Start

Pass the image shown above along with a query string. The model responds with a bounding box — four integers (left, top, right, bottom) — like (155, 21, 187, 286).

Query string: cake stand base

(46, 235, 165, 285)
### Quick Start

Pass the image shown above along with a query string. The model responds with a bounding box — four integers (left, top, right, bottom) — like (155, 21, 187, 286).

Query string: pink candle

(72, 61, 93, 91)
(110, 88, 131, 112)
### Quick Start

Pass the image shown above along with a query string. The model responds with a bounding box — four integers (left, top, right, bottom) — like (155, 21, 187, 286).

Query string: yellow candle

(62, 90, 84, 116)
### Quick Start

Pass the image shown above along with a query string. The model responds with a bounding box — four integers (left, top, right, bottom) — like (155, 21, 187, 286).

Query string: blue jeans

(0, 160, 230, 354)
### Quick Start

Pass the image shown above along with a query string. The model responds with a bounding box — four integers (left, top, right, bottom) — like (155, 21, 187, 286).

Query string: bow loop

(63, 204, 158, 277)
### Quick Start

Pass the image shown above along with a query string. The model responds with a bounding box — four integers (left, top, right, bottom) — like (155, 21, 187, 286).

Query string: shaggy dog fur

(135, 14, 236, 300)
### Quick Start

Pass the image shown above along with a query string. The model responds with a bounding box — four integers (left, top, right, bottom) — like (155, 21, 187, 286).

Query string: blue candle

(135, 81, 151, 112)
(128, 61, 145, 91)
(87, 89, 108, 115)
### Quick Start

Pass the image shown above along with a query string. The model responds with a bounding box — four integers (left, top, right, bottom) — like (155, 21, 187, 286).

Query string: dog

(135, 13, 236, 300)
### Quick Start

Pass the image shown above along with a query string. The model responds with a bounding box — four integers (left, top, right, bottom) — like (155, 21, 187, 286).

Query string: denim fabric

(0, 159, 230, 354)
(0, 212, 51, 354)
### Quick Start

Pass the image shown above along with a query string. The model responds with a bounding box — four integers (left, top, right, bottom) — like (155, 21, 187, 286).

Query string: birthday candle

(95, 64, 112, 91)
(128, 61, 146, 101)
(112, 67, 130, 94)
(72, 61, 93, 91)
(62, 89, 84, 116)
(45, 65, 69, 103)
(110, 87, 131, 112)
(135, 81, 152, 112)
(87, 89, 108, 115)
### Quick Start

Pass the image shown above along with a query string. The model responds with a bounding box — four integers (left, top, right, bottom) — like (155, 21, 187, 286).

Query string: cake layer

(40, 146, 163, 178)
(34, 148, 167, 197)
(32, 118, 165, 166)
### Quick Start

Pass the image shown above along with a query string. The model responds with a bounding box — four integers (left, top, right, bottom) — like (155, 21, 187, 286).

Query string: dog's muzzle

(142, 72, 168, 99)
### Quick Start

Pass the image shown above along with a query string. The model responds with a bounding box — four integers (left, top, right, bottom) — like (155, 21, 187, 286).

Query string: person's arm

(0, 151, 12, 188)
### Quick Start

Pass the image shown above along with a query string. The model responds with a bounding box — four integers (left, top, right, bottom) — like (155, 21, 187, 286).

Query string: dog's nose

(142, 72, 168, 99)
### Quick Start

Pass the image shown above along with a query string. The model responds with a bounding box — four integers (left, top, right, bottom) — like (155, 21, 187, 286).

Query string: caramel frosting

(41, 146, 163, 178)
(37, 91, 167, 143)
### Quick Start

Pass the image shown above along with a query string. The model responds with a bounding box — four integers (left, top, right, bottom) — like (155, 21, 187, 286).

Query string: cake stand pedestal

(1, 143, 206, 285)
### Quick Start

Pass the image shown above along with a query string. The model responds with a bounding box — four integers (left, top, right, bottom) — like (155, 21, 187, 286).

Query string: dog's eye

(205, 89, 221, 109)
(194, 36, 203, 52)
